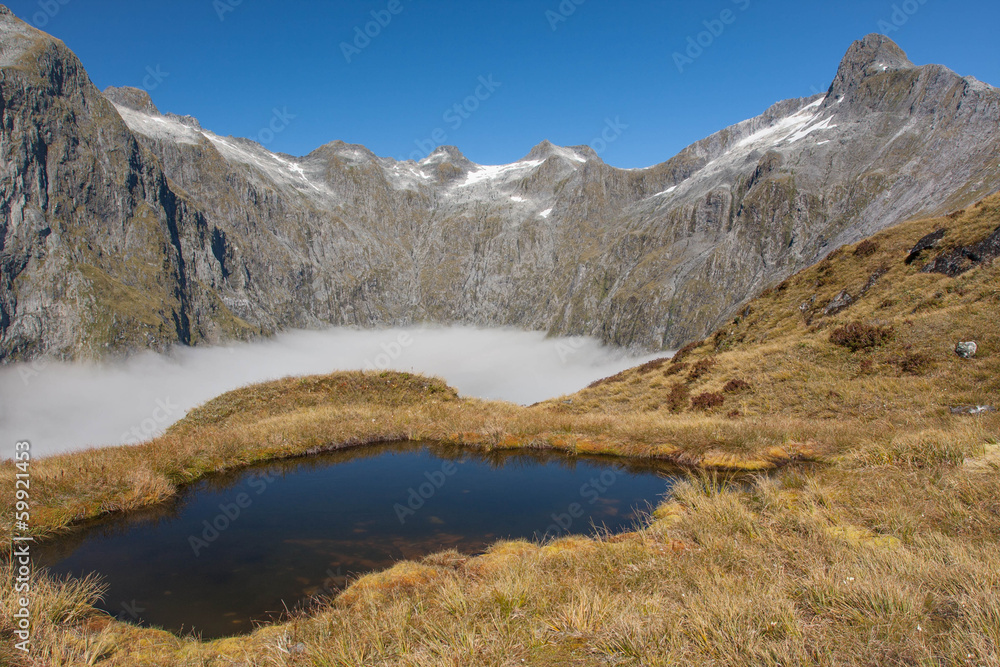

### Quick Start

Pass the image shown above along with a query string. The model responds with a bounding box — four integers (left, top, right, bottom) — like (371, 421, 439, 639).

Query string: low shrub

(723, 379, 751, 393)
(663, 362, 688, 377)
(635, 358, 670, 375)
(666, 383, 690, 412)
(587, 372, 626, 389)
(829, 322, 894, 352)
(672, 340, 703, 363)
(688, 358, 715, 381)
(890, 351, 934, 375)
(854, 239, 879, 257)
(691, 392, 725, 410)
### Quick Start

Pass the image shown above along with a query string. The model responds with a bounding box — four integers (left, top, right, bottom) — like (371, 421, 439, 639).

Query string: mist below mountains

(1, 327, 662, 458)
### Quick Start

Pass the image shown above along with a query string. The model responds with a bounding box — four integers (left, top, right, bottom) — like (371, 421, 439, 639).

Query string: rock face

(2, 8, 1000, 361)
(923, 225, 1000, 277)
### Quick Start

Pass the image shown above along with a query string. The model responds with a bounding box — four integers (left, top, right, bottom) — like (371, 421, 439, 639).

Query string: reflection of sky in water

(36, 442, 676, 639)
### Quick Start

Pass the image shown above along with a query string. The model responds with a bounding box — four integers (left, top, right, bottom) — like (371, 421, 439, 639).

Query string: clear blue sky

(6, 0, 999, 168)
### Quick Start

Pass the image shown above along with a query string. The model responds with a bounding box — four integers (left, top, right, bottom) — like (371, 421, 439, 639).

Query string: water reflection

(36, 442, 677, 638)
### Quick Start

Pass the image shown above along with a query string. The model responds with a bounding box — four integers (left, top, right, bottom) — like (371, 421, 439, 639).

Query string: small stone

(824, 290, 854, 316)
(955, 341, 978, 359)
(949, 405, 995, 415)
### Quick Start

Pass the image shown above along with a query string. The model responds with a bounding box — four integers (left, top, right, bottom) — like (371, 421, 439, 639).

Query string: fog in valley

(1, 326, 664, 458)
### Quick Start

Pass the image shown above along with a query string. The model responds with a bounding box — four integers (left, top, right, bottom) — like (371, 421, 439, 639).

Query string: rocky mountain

(1, 8, 998, 361)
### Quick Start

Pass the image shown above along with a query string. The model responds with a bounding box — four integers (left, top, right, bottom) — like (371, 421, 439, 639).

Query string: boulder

(955, 341, 978, 359)
(905, 229, 946, 264)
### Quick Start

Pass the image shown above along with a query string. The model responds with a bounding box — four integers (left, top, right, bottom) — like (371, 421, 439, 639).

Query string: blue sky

(7, 0, 999, 168)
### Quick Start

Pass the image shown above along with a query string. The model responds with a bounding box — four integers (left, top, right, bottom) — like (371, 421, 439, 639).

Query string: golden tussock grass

(2, 195, 999, 665)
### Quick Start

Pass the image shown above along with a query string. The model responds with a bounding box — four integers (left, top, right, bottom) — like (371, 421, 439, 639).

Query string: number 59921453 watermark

(12, 440, 33, 654)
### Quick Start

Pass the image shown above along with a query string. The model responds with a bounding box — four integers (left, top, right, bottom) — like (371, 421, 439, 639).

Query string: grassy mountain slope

(1, 196, 999, 665)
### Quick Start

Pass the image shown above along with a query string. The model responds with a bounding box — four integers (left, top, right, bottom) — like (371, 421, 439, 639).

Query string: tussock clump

(830, 322, 894, 352)
(889, 351, 934, 375)
(691, 392, 725, 410)
(663, 362, 687, 377)
(666, 383, 690, 412)
(713, 328, 745, 352)
(723, 379, 751, 393)
(854, 239, 880, 257)
(635, 358, 670, 375)
(688, 358, 715, 381)
(671, 340, 703, 363)
(854, 428, 984, 467)
(587, 371, 626, 389)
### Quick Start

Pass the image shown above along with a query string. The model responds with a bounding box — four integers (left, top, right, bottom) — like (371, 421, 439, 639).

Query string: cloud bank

(1, 327, 664, 458)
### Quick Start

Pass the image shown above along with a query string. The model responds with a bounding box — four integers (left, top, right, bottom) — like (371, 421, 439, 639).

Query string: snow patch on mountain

(113, 105, 202, 145)
(787, 116, 838, 144)
(459, 160, 544, 187)
(735, 98, 825, 150)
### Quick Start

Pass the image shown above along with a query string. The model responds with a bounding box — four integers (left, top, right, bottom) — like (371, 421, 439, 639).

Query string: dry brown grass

(2, 196, 1000, 665)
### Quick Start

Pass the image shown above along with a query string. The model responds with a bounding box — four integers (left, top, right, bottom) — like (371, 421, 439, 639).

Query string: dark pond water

(36, 442, 677, 638)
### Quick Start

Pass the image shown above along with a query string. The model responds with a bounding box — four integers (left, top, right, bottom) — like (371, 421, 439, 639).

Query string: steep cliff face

(566, 35, 1000, 346)
(1, 11, 998, 361)
(0, 8, 257, 360)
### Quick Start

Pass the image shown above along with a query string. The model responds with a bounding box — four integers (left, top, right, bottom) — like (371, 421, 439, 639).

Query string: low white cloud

(1, 326, 665, 458)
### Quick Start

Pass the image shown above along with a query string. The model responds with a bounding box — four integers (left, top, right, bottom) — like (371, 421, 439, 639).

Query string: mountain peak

(829, 34, 915, 97)
(419, 145, 474, 170)
(525, 140, 558, 160)
(523, 140, 592, 164)
(103, 86, 160, 115)
(0, 4, 48, 67)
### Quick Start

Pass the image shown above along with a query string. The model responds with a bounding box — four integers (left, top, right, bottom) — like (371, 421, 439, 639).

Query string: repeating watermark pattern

(876, 0, 929, 34)
(673, 0, 752, 74)
(138, 65, 169, 93)
(404, 75, 503, 161)
(555, 337, 587, 363)
(312, 566, 346, 598)
(188, 470, 279, 556)
(364, 331, 413, 371)
(29, 0, 70, 27)
(12, 440, 33, 654)
(213, 0, 244, 22)
(254, 107, 296, 146)
(587, 117, 628, 156)
(119, 599, 146, 624)
(536, 466, 623, 541)
(545, 0, 586, 31)
(119, 397, 182, 446)
(286, 566, 347, 617)
(17, 358, 49, 386)
(392, 459, 459, 524)
(340, 0, 408, 64)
